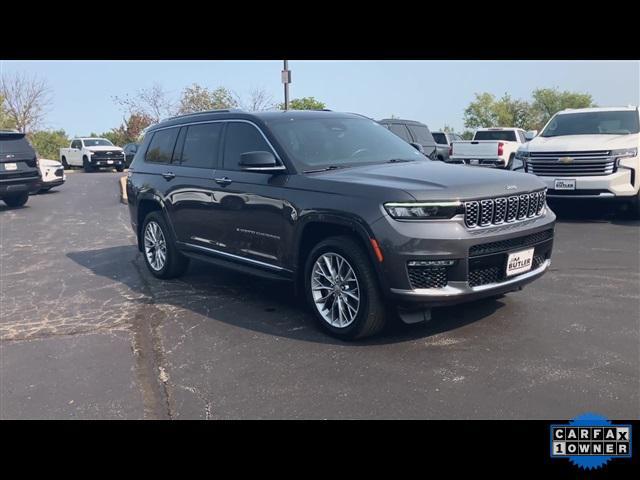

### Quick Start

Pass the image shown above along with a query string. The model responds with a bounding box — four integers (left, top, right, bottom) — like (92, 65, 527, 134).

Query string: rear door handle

(214, 176, 232, 186)
(162, 172, 175, 180)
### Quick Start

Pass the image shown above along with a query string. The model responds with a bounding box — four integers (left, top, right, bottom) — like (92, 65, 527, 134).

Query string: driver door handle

(214, 176, 232, 186)
(162, 172, 176, 180)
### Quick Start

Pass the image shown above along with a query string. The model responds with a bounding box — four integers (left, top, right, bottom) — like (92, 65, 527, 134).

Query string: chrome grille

(526, 150, 615, 177)
(464, 190, 546, 228)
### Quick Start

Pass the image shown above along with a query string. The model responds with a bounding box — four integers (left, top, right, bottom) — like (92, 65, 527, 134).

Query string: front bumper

(90, 155, 125, 168)
(370, 208, 556, 306)
(536, 169, 639, 199)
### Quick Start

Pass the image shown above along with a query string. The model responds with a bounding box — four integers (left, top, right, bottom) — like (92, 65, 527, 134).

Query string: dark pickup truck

(0, 131, 42, 207)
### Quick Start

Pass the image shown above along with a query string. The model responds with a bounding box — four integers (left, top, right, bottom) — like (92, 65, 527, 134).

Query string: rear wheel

(141, 211, 189, 279)
(305, 236, 386, 340)
(3, 192, 29, 207)
(61, 156, 69, 168)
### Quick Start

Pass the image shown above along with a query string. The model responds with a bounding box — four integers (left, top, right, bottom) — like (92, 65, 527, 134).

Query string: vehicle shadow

(0, 204, 29, 213)
(67, 245, 506, 346)
(549, 199, 639, 226)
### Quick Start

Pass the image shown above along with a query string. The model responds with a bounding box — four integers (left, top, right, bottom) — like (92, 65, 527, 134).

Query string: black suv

(1, 131, 42, 207)
(378, 118, 438, 160)
(127, 110, 555, 339)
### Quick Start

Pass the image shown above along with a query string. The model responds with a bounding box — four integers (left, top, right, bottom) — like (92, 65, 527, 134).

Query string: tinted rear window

(474, 130, 517, 141)
(407, 125, 434, 144)
(432, 132, 448, 144)
(145, 128, 179, 164)
(0, 134, 34, 154)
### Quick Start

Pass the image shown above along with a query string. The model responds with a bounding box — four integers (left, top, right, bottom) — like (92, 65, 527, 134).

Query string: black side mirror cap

(239, 151, 285, 172)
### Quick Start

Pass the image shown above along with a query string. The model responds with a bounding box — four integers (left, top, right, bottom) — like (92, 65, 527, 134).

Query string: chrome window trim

(148, 119, 286, 170)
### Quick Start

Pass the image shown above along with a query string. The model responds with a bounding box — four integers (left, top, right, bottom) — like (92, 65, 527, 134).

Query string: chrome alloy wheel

(144, 221, 167, 271)
(311, 253, 360, 328)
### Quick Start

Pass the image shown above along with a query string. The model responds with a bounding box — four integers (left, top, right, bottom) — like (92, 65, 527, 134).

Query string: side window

(179, 123, 223, 169)
(222, 122, 272, 171)
(408, 125, 434, 144)
(71, 140, 80, 149)
(388, 124, 412, 143)
(145, 128, 179, 164)
(172, 127, 187, 163)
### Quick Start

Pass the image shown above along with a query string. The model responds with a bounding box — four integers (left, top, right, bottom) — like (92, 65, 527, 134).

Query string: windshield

(432, 132, 448, 145)
(474, 130, 517, 141)
(83, 139, 114, 147)
(541, 111, 640, 137)
(268, 117, 424, 171)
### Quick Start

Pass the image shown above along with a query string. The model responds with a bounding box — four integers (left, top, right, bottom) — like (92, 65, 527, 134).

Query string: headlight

(611, 148, 637, 160)
(384, 201, 462, 220)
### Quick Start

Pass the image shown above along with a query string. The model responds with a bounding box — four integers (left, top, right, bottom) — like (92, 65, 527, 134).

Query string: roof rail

(162, 108, 244, 123)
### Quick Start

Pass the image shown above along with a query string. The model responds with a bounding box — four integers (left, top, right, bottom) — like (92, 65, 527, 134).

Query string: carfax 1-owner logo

(550, 413, 632, 470)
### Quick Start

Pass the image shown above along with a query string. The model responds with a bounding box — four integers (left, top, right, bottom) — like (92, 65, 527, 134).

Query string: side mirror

(239, 151, 285, 172)
(524, 130, 538, 141)
(410, 142, 425, 154)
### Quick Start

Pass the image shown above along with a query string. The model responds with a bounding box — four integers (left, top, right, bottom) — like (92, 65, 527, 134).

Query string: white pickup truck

(448, 127, 529, 169)
(517, 106, 640, 218)
(60, 138, 126, 172)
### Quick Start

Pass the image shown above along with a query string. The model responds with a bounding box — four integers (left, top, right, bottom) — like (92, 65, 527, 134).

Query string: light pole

(282, 60, 291, 110)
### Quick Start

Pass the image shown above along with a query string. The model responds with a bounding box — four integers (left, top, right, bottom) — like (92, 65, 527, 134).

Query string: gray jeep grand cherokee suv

(127, 110, 555, 340)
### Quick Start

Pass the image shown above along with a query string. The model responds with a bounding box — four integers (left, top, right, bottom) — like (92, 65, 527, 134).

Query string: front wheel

(305, 236, 386, 340)
(3, 192, 29, 207)
(116, 165, 125, 173)
(83, 156, 93, 173)
(628, 191, 640, 220)
(141, 212, 190, 279)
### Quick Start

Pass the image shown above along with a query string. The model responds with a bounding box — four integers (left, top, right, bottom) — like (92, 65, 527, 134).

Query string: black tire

(506, 154, 515, 170)
(141, 211, 189, 279)
(3, 192, 29, 207)
(116, 165, 125, 173)
(83, 156, 93, 173)
(61, 156, 69, 168)
(628, 191, 640, 220)
(304, 235, 386, 340)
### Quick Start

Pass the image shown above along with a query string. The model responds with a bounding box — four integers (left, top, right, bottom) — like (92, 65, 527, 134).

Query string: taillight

(498, 142, 504, 156)
(449, 143, 453, 156)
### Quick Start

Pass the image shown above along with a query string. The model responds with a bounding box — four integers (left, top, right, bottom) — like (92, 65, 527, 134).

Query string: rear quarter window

(407, 125, 434, 144)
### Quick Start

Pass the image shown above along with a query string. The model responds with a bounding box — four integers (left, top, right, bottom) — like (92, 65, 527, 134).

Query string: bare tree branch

(0, 72, 52, 133)
(112, 83, 175, 123)
(241, 87, 276, 111)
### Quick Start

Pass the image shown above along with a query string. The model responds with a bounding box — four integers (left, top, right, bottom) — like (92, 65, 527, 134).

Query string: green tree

(103, 113, 153, 146)
(461, 130, 474, 140)
(531, 87, 595, 129)
(0, 94, 16, 129)
(280, 97, 326, 110)
(463, 93, 499, 129)
(28, 129, 70, 160)
(177, 84, 238, 115)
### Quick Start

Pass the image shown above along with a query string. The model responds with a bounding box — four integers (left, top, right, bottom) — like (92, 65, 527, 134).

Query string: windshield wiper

(303, 165, 346, 173)
(385, 158, 416, 163)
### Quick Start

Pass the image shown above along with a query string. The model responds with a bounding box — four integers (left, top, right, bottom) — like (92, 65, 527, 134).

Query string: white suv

(516, 107, 639, 217)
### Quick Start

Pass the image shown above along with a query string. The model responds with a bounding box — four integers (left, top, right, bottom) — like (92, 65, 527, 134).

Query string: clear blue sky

(1, 60, 638, 137)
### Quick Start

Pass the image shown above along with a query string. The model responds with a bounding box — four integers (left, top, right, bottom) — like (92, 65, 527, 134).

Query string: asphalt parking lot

(0, 171, 638, 419)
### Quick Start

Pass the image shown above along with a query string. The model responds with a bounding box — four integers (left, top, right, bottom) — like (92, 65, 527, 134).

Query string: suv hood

(308, 161, 544, 201)
(524, 133, 638, 152)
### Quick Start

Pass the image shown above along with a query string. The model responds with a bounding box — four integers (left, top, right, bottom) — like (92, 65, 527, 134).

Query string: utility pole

(282, 60, 291, 110)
